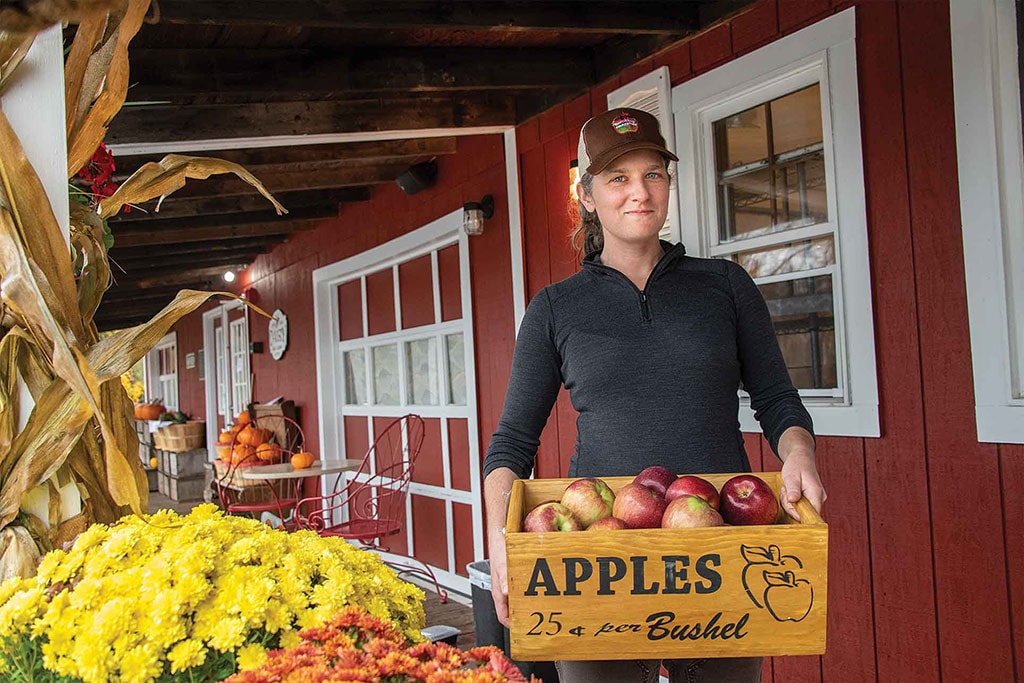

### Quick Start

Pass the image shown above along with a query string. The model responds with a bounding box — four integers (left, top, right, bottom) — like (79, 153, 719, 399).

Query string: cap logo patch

(612, 112, 639, 135)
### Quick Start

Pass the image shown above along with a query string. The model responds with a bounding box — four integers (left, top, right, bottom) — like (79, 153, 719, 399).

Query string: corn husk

(0, 525, 39, 581)
(65, 0, 149, 177)
(0, 30, 35, 94)
(99, 154, 289, 219)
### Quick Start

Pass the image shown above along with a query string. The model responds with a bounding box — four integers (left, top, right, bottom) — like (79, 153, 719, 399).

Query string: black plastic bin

(467, 561, 559, 682)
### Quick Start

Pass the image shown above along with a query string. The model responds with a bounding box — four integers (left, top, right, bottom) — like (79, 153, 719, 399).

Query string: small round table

(239, 460, 362, 529)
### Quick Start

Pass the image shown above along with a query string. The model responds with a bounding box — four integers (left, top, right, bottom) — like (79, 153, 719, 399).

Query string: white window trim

(146, 332, 178, 412)
(951, 0, 1024, 443)
(673, 8, 880, 438)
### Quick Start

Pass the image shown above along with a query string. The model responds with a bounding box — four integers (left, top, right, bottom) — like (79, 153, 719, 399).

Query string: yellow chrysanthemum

(236, 642, 268, 671)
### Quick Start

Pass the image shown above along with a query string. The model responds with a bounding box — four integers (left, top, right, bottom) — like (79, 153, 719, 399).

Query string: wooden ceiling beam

(164, 164, 410, 199)
(128, 48, 594, 98)
(112, 204, 337, 233)
(113, 139, 455, 180)
(100, 284, 204, 303)
(154, 1, 700, 33)
(113, 218, 318, 248)
(113, 265, 250, 289)
(110, 237, 280, 261)
(114, 251, 264, 279)
(105, 94, 516, 145)
(111, 187, 372, 221)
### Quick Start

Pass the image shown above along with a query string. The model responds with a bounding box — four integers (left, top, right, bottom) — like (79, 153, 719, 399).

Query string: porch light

(462, 195, 494, 236)
(223, 270, 236, 283)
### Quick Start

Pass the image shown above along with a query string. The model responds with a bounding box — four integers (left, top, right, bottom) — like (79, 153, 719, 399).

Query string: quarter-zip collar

(580, 240, 687, 323)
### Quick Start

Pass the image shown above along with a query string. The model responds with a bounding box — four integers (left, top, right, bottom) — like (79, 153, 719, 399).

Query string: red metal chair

(214, 414, 305, 527)
(294, 414, 446, 602)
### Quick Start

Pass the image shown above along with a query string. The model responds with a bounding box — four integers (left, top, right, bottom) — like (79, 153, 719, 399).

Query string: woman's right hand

(489, 530, 510, 627)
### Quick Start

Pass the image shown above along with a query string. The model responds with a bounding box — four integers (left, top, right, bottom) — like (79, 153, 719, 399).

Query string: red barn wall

(169, 0, 1022, 678)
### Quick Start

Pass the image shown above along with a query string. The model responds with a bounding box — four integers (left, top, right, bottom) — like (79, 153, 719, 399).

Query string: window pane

(372, 344, 399, 405)
(446, 333, 466, 406)
(714, 104, 769, 169)
(734, 236, 835, 278)
(758, 275, 837, 390)
(715, 84, 828, 242)
(343, 349, 366, 405)
(771, 85, 822, 156)
(405, 338, 439, 406)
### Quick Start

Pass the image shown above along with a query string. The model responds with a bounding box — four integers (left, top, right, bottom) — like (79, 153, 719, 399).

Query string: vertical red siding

(448, 418, 471, 492)
(411, 495, 448, 572)
(452, 502, 475, 578)
(413, 418, 445, 487)
(338, 279, 363, 341)
(365, 269, 396, 336)
(437, 244, 462, 322)
(398, 254, 435, 330)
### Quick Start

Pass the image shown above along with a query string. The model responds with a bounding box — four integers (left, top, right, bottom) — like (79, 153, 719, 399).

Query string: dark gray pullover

(483, 241, 813, 480)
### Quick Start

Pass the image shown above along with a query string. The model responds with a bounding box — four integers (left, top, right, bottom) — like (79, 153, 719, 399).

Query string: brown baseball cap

(577, 108, 678, 175)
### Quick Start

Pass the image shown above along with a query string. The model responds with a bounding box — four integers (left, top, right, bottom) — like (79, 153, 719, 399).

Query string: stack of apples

(522, 467, 781, 532)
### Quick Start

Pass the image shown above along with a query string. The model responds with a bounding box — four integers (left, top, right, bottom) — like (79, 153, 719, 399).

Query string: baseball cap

(577, 108, 679, 176)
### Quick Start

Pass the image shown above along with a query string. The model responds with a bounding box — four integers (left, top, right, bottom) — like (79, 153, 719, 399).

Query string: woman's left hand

(777, 427, 826, 521)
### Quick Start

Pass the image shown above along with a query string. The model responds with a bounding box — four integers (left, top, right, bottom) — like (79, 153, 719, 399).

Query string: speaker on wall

(396, 159, 438, 195)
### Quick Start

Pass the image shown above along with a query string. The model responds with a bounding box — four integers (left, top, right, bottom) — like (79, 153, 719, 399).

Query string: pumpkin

(256, 442, 281, 462)
(148, 456, 158, 469)
(134, 403, 165, 421)
(231, 444, 256, 465)
(290, 451, 315, 469)
(238, 426, 271, 447)
(217, 430, 234, 445)
(216, 445, 232, 463)
(230, 423, 242, 436)
(236, 410, 251, 426)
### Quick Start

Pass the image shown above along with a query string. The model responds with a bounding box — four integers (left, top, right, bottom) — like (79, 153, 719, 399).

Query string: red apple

(560, 478, 616, 528)
(719, 474, 779, 526)
(523, 501, 583, 532)
(586, 516, 628, 531)
(633, 465, 677, 496)
(661, 494, 725, 529)
(611, 483, 668, 529)
(666, 475, 720, 509)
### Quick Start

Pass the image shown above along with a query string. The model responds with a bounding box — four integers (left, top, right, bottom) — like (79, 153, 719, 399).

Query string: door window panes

(372, 344, 399, 405)
(343, 349, 367, 405)
(734, 236, 835, 278)
(405, 338, 439, 406)
(446, 333, 466, 405)
(714, 84, 826, 242)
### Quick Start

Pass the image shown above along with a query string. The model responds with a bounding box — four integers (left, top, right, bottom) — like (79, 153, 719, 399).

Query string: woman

(483, 108, 826, 682)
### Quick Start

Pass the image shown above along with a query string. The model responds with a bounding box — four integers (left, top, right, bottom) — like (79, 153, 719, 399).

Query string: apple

(523, 501, 583, 532)
(633, 465, 677, 497)
(665, 475, 720, 509)
(560, 477, 616, 528)
(719, 474, 779, 526)
(586, 516, 628, 531)
(661, 494, 725, 529)
(611, 483, 668, 529)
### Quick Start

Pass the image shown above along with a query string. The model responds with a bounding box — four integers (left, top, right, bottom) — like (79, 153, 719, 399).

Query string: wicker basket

(213, 459, 273, 489)
(155, 422, 206, 452)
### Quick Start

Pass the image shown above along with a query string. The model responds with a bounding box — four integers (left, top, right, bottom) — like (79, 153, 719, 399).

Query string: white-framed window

(229, 317, 251, 417)
(673, 8, 879, 437)
(951, 0, 1024, 443)
(148, 332, 178, 411)
(215, 325, 228, 419)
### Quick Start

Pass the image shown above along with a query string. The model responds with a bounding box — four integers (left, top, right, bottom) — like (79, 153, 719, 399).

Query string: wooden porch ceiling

(96, 0, 753, 331)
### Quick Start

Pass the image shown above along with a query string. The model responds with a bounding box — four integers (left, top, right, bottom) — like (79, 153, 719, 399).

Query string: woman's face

(580, 149, 670, 250)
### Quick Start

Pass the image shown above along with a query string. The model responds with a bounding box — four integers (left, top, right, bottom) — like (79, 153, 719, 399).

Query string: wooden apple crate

(504, 472, 828, 661)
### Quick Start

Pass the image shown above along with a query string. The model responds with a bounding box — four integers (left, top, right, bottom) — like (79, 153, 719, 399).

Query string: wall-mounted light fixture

(223, 270, 236, 283)
(462, 194, 494, 236)
(569, 159, 581, 202)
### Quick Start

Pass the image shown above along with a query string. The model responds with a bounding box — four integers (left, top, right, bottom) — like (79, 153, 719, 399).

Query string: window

(951, 0, 1024, 442)
(148, 333, 178, 411)
(215, 326, 228, 418)
(229, 318, 251, 417)
(674, 8, 879, 436)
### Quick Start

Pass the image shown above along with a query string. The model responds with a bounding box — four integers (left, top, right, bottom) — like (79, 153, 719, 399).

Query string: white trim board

(950, 0, 1024, 443)
(672, 7, 880, 438)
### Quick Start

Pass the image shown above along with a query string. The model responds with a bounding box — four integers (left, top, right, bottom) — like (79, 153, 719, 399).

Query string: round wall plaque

(268, 309, 288, 360)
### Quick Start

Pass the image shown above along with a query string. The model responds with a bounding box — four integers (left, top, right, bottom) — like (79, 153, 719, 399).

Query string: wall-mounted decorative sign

(269, 309, 288, 360)
(185, 352, 196, 369)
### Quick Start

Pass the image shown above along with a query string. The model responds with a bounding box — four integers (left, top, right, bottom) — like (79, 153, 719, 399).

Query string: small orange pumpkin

(230, 423, 242, 436)
(256, 442, 281, 462)
(231, 444, 256, 465)
(217, 430, 234, 445)
(290, 451, 315, 469)
(135, 403, 165, 421)
(236, 410, 251, 426)
(216, 445, 232, 463)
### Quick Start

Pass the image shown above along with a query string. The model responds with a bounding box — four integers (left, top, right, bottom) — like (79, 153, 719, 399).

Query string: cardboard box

(504, 472, 828, 661)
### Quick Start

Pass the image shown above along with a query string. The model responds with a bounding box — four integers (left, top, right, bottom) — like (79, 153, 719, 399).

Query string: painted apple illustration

(612, 482, 668, 529)
(586, 516, 628, 531)
(560, 477, 616, 528)
(523, 501, 583, 532)
(720, 474, 779, 525)
(633, 465, 677, 496)
(740, 543, 804, 608)
(665, 475, 720, 509)
(762, 570, 813, 622)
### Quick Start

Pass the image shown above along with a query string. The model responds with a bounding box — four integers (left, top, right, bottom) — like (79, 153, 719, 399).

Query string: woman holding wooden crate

(482, 108, 826, 683)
